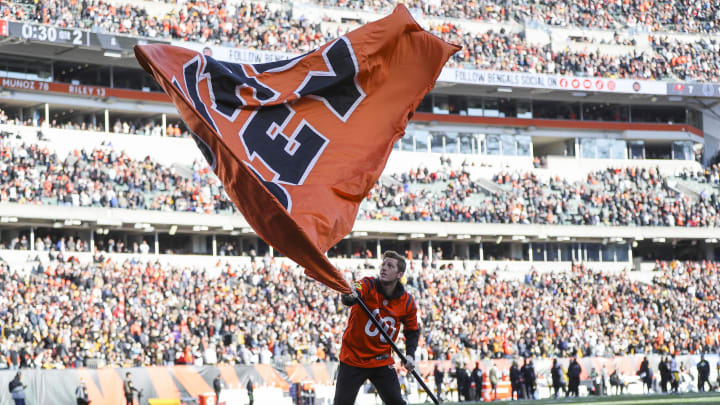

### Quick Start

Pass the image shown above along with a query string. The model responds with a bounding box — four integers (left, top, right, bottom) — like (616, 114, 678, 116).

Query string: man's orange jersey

(340, 276, 419, 368)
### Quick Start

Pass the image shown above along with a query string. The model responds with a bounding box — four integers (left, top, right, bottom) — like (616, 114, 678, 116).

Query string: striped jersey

(340, 276, 418, 368)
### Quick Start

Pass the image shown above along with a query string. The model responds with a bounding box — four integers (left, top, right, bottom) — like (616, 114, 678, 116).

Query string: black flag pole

(354, 294, 440, 405)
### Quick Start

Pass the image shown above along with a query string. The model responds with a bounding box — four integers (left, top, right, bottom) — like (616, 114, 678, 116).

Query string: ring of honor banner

(135, 5, 459, 294)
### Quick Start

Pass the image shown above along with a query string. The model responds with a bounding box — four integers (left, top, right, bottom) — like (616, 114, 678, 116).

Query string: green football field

(412, 392, 720, 405)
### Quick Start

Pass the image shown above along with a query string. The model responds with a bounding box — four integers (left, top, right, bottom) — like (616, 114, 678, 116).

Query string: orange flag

(135, 5, 460, 294)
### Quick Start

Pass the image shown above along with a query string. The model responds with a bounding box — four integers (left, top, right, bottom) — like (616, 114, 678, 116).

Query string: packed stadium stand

(0, 0, 720, 404)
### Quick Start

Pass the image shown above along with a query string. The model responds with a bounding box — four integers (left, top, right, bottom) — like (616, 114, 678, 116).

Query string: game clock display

(11, 21, 88, 45)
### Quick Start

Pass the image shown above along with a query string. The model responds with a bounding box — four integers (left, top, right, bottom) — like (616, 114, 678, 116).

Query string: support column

(269, 246, 274, 257)
(44, 103, 49, 126)
(161, 113, 167, 137)
(30, 227, 35, 251)
(529, 138, 534, 158)
(212, 234, 217, 256)
(376, 239, 381, 260)
(575, 138, 580, 159)
(154, 232, 159, 255)
(90, 230, 95, 253)
(528, 242, 533, 263)
(558, 245, 561, 262)
(479, 242, 484, 261)
(104, 109, 110, 133)
(573, 244, 578, 262)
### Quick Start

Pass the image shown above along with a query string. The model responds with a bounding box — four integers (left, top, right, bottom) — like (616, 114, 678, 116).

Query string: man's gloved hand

(341, 289, 360, 306)
(403, 355, 416, 372)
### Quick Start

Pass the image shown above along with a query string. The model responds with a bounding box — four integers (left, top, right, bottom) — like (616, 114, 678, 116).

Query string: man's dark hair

(383, 250, 406, 273)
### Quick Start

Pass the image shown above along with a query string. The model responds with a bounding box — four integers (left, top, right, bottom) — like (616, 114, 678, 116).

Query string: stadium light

(455, 234, 470, 240)
(705, 239, 718, 244)
(352, 231, 368, 236)
(410, 233, 425, 238)
(103, 51, 122, 58)
(496, 87, 512, 93)
(192, 225, 209, 231)
(64, 219, 81, 226)
(222, 225, 234, 231)
(168, 225, 177, 236)
(230, 231, 241, 236)
(0, 217, 18, 223)
(571, 92, 587, 97)
(652, 238, 666, 243)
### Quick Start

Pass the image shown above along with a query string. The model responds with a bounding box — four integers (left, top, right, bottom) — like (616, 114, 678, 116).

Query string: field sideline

(411, 392, 720, 405)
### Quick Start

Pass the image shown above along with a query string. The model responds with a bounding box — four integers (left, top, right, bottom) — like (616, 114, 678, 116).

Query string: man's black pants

(333, 362, 405, 405)
(698, 376, 709, 392)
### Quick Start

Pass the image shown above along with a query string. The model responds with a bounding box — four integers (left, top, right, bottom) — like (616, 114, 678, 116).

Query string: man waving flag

(135, 5, 460, 294)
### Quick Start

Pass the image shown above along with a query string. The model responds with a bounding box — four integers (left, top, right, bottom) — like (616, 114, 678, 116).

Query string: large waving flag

(135, 5, 460, 294)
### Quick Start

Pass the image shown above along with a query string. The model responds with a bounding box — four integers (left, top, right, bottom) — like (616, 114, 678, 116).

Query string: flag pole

(354, 294, 440, 405)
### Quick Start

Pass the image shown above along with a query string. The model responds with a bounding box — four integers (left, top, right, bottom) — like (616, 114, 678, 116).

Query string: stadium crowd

(651, 36, 720, 83)
(1, 0, 718, 82)
(316, 0, 720, 33)
(0, 253, 718, 370)
(0, 108, 190, 138)
(417, 261, 720, 362)
(358, 161, 720, 227)
(434, 24, 675, 80)
(7, 0, 719, 34)
(0, 233, 241, 257)
(2, 133, 719, 228)
(0, 134, 235, 213)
